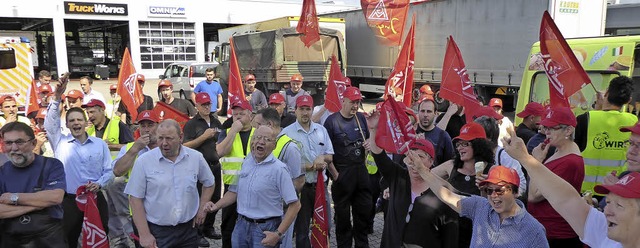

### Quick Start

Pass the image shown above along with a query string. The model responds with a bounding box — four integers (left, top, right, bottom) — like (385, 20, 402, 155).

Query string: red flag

(325, 55, 351, 113)
(540, 11, 590, 108)
(360, 0, 410, 46)
(297, 0, 320, 47)
(384, 15, 415, 107)
(76, 186, 109, 248)
(226, 37, 246, 118)
(116, 48, 145, 119)
(376, 97, 416, 154)
(153, 101, 189, 129)
(439, 35, 481, 123)
(311, 173, 329, 248)
(25, 78, 39, 115)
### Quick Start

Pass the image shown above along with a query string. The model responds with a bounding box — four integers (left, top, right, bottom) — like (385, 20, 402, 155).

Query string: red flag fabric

(25, 78, 39, 115)
(325, 55, 351, 113)
(116, 48, 145, 119)
(376, 97, 416, 154)
(76, 186, 109, 248)
(540, 11, 590, 108)
(297, 0, 320, 47)
(153, 101, 189, 129)
(384, 16, 415, 107)
(439, 35, 481, 123)
(310, 172, 329, 248)
(360, 0, 410, 46)
(226, 38, 246, 118)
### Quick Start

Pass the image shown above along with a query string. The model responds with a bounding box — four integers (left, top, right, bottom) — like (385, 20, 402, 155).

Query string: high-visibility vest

(124, 142, 137, 182)
(87, 116, 121, 145)
(273, 135, 294, 160)
(220, 128, 254, 185)
(582, 110, 637, 195)
(366, 153, 378, 174)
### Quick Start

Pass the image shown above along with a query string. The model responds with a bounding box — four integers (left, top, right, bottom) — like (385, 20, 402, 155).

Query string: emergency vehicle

(0, 36, 35, 108)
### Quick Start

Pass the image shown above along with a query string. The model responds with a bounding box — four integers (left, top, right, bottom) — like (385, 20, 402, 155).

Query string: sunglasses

(483, 186, 509, 196)
(455, 141, 471, 149)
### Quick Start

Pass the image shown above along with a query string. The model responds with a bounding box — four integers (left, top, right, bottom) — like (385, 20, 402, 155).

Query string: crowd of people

(0, 70, 639, 248)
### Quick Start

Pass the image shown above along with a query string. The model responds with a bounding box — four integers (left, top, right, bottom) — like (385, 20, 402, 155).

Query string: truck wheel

(362, 92, 383, 99)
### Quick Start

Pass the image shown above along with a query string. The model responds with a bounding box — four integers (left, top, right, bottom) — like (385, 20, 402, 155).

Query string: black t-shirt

(416, 125, 454, 166)
(117, 95, 155, 124)
(435, 114, 466, 139)
(515, 123, 538, 145)
(167, 98, 197, 117)
(217, 128, 253, 156)
(183, 113, 223, 165)
(95, 118, 135, 144)
(324, 112, 369, 166)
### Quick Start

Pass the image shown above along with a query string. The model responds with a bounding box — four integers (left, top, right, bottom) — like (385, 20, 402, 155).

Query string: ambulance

(0, 36, 35, 108)
(515, 35, 640, 124)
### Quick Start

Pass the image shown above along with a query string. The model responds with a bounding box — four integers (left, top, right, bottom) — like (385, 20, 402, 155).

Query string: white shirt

(83, 89, 107, 105)
(498, 116, 513, 147)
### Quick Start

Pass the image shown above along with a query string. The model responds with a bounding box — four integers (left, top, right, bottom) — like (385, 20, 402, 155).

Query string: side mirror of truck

(214, 46, 221, 63)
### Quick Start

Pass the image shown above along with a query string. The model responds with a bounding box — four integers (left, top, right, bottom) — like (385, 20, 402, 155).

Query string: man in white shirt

(79, 76, 106, 105)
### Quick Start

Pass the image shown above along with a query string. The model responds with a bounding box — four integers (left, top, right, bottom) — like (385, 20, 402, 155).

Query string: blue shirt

(229, 153, 298, 219)
(460, 195, 548, 248)
(282, 121, 334, 183)
(194, 80, 223, 112)
(124, 146, 215, 226)
(112, 143, 152, 176)
(0, 156, 66, 219)
(45, 100, 114, 193)
(276, 134, 304, 180)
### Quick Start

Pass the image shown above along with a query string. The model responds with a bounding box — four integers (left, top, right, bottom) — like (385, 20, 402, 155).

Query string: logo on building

(148, 6, 187, 18)
(65, 1, 128, 16)
(593, 131, 627, 150)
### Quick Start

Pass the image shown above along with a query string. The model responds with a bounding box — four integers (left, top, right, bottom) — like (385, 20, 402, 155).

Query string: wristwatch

(275, 230, 283, 239)
(10, 193, 19, 205)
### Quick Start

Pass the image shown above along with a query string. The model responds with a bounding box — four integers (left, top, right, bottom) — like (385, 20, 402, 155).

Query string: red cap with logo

(195, 92, 211, 105)
(66, 90, 84, 99)
(419, 85, 434, 95)
(474, 106, 504, 120)
(158, 79, 173, 88)
(479, 166, 521, 188)
(516, 102, 545, 118)
(343, 87, 362, 101)
(81, 99, 105, 109)
(290, 73, 303, 82)
(453, 122, 487, 142)
(489, 98, 503, 108)
(136, 110, 160, 123)
(109, 84, 118, 91)
(296, 95, 314, 108)
(540, 107, 577, 127)
(409, 138, 435, 158)
(0, 95, 15, 105)
(39, 84, 53, 94)
(594, 172, 640, 198)
(137, 74, 146, 83)
(245, 74, 256, 81)
(620, 121, 640, 135)
(35, 108, 47, 119)
(231, 99, 253, 111)
(269, 93, 285, 104)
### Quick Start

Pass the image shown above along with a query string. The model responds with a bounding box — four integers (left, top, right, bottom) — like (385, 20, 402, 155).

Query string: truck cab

(0, 36, 34, 109)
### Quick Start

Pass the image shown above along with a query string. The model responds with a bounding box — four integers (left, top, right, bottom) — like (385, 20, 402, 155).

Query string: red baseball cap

(409, 138, 435, 159)
(66, 90, 84, 99)
(0, 95, 15, 105)
(343, 87, 362, 101)
(195, 92, 211, 105)
(620, 121, 640, 135)
(137, 74, 146, 83)
(38, 84, 53, 94)
(231, 99, 253, 111)
(136, 110, 160, 123)
(109, 84, 118, 91)
(81, 99, 105, 109)
(35, 108, 47, 119)
(296, 95, 314, 108)
(454, 122, 487, 142)
(540, 107, 577, 127)
(158, 79, 173, 88)
(479, 166, 521, 188)
(594, 172, 640, 198)
(269, 93, 285, 104)
(290, 73, 303, 82)
(419, 85, 434, 95)
(489, 98, 503, 108)
(474, 106, 503, 120)
(516, 102, 545, 118)
(245, 74, 256, 81)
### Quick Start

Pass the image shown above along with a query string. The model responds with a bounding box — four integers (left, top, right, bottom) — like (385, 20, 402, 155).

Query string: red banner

(76, 186, 109, 248)
(153, 101, 189, 129)
(360, 0, 410, 46)
(376, 97, 416, 154)
(297, 0, 320, 47)
(384, 15, 415, 107)
(116, 47, 145, 119)
(540, 11, 590, 108)
(227, 37, 246, 117)
(325, 55, 350, 113)
(25, 78, 39, 115)
(439, 35, 481, 123)
(311, 173, 329, 248)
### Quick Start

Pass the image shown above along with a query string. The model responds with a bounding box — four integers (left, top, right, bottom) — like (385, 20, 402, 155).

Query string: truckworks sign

(64, 1, 128, 16)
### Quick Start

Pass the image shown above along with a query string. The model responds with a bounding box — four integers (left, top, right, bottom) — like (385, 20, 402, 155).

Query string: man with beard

(44, 77, 113, 248)
(158, 80, 197, 117)
(204, 126, 301, 248)
(416, 96, 455, 166)
(83, 99, 134, 151)
(324, 86, 371, 248)
(0, 122, 67, 247)
(243, 74, 267, 111)
(516, 102, 545, 145)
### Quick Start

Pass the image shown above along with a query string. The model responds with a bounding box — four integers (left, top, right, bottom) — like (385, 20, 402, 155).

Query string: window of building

(139, 21, 197, 69)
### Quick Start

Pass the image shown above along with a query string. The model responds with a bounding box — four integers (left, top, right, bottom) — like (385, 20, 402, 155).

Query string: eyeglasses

(2, 139, 34, 147)
(455, 141, 471, 149)
(253, 135, 274, 143)
(484, 186, 509, 196)
(542, 125, 566, 132)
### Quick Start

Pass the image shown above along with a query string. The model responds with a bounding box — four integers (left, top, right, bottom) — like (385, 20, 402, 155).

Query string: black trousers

(294, 182, 327, 248)
(221, 184, 238, 248)
(63, 192, 109, 248)
(331, 164, 372, 248)
(367, 172, 381, 232)
(1, 221, 67, 248)
(148, 221, 198, 248)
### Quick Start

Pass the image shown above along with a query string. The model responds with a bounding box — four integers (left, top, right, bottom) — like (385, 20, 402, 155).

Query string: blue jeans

(232, 216, 282, 248)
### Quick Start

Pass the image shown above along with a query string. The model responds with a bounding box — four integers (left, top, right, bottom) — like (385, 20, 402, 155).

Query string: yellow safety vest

(220, 128, 254, 185)
(124, 142, 136, 181)
(582, 111, 637, 195)
(366, 153, 378, 174)
(273, 135, 294, 160)
(87, 116, 121, 144)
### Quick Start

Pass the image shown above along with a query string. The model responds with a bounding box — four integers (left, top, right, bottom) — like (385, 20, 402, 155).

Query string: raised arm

(407, 150, 463, 213)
